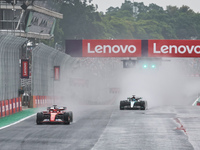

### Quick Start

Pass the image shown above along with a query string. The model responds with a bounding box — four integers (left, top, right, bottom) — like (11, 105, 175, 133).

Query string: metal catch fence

(31, 43, 75, 98)
(0, 34, 26, 101)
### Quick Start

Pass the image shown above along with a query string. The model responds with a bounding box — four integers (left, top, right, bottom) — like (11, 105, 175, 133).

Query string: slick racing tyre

(64, 112, 70, 125)
(141, 101, 147, 110)
(120, 102, 124, 110)
(69, 111, 73, 122)
(141, 106, 145, 110)
(36, 113, 43, 125)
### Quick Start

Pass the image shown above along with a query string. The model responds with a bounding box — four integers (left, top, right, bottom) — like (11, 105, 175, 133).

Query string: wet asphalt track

(0, 105, 200, 150)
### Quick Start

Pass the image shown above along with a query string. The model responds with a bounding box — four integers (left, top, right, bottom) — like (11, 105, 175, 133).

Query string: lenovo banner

(21, 59, 29, 78)
(66, 40, 142, 57)
(54, 66, 60, 81)
(66, 39, 200, 57)
(148, 40, 200, 57)
(82, 40, 142, 57)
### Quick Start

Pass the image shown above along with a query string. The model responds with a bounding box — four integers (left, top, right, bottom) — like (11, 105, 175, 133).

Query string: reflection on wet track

(0, 105, 200, 150)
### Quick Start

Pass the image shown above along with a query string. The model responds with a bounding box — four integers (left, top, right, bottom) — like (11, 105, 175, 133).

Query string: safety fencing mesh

(31, 43, 75, 106)
(0, 34, 27, 100)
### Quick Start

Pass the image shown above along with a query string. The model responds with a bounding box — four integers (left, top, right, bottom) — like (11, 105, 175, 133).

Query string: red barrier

(42, 96, 45, 106)
(44, 96, 47, 106)
(16, 98, 19, 112)
(12, 98, 16, 114)
(40, 96, 43, 107)
(38, 96, 41, 107)
(9, 99, 12, 115)
(0, 98, 24, 117)
(39, 96, 42, 107)
(46, 96, 50, 106)
(19, 97, 22, 111)
(5, 100, 9, 116)
(1, 101, 5, 117)
(32, 95, 53, 108)
(33, 96, 37, 108)
(40, 96, 44, 107)
(36, 96, 39, 107)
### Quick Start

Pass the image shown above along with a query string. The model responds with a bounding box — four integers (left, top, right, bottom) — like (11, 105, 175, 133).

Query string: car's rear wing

(58, 107, 67, 110)
(136, 97, 142, 100)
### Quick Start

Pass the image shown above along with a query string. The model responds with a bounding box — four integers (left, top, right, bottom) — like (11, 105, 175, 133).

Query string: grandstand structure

(0, 0, 63, 39)
(0, 0, 63, 99)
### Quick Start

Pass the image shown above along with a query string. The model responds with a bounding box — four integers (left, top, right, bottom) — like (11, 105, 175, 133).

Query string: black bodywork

(120, 97, 147, 110)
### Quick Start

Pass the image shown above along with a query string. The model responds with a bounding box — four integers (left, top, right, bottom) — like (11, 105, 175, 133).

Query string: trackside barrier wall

(9, 99, 12, 115)
(31, 43, 75, 107)
(0, 98, 22, 117)
(13, 98, 16, 114)
(31, 95, 54, 108)
(1, 101, 5, 117)
(5, 100, 9, 116)
(0, 34, 26, 117)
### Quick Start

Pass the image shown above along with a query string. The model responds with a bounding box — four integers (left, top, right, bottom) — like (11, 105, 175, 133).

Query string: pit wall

(0, 97, 22, 118)
(30, 96, 54, 108)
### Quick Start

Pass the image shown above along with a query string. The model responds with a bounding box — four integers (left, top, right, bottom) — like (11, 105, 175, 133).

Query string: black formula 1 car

(36, 105, 73, 125)
(120, 96, 147, 110)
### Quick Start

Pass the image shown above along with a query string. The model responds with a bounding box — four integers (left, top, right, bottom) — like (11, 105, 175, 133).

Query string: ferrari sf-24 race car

(36, 105, 73, 125)
(120, 95, 148, 110)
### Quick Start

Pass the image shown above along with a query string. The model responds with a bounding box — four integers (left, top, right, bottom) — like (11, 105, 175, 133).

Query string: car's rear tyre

(36, 113, 43, 125)
(120, 106, 124, 110)
(140, 101, 147, 110)
(120, 102, 124, 110)
(64, 112, 70, 125)
(69, 111, 73, 122)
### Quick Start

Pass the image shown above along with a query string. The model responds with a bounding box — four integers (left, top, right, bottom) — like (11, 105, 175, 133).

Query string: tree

(54, 0, 200, 40)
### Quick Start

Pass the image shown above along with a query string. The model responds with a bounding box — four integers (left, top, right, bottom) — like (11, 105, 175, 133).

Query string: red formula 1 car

(36, 105, 73, 125)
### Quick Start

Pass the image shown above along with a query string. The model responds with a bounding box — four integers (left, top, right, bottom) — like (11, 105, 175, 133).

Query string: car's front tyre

(36, 113, 43, 125)
(140, 101, 147, 110)
(64, 112, 70, 125)
(69, 111, 73, 122)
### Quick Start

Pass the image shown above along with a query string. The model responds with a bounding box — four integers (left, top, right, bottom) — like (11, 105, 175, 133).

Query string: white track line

(0, 113, 36, 130)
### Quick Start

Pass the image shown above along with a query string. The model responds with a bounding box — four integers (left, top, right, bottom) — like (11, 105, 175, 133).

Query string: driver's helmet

(53, 105, 58, 109)
(128, 97, 131, 101)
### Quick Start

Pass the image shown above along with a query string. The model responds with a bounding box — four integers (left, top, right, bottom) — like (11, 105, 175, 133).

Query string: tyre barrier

(0, 97, 22, 118)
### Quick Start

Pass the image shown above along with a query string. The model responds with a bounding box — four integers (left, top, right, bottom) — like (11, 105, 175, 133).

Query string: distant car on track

(120, 95, 148, 110)
(36, 105, 73, 125)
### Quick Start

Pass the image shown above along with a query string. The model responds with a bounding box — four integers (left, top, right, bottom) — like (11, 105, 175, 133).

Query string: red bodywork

(42, 107, 66, 123)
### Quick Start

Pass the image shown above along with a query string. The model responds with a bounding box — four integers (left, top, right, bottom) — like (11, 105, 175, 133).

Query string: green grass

(0, 108, 43, 128)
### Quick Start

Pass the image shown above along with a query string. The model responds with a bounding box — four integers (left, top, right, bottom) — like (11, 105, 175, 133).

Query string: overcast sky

(91, 0, 200, 13)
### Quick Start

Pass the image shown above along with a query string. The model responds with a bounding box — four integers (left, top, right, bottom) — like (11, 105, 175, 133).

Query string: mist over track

(0, 104, 200, 150)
